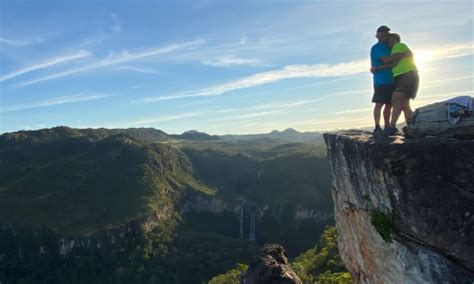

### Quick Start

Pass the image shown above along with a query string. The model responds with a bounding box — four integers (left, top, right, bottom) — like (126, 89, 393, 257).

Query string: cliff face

(324, 130, 474, 283)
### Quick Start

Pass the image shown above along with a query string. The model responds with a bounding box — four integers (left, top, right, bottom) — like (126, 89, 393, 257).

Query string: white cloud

(414, 90, 474, 107)
(0, 37, 42, 46)
(329, 107, 373, 115)
(20, 39, 204, 86)
(118, 66, 160, 75)
(295, 116, 371, 130)
(202, 55, 263, 67)
(136, 41, 472, 103)
(0, 50, 92, 82)
(421, 75, 474, 89)
(109, 13, 121, 32)
(124, 110, 213, 127)
(430, 42, 474, 59)
(322, 89, 371, 98)
(0, 93, 114, 113)
(141, 59, 368, 102)
(236, 109, 287, 119)
(205, 98, 325, 125)
(216, 99, 321, 114)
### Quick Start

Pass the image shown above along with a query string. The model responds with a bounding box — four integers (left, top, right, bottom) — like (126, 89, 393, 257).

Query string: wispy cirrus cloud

(328, 107, 373, 115)
(0, 50, 92, 82)
(430, 42, 474, 59)
(0, 93, 115, 113)
(20, 39, 204, 86)
(118, 66, 160, 75)
(124, 111, 208, 127)
(413, 90, 474, 107)
(109, 13, 121, 32)
(294, 116, 371, 130)
(125, 99, 318, 128)
(136, 41, 473, 103)
(421, 75, 474, 89)
(202, 55, 263, 67)
(215, 99, 320, 114)
(139, 59, 368, 102)
(0, 37, 42, 46)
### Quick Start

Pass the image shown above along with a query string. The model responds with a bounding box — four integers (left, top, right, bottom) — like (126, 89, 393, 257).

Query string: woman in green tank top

(375, 33, 419, 136)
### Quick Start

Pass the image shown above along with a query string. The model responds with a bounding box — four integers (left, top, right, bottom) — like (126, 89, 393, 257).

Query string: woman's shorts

(372, 85, 394, 104)
(393, 70, 419, 99)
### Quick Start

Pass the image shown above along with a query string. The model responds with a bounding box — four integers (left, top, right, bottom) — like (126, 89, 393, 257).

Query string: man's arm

(379, 49, 413, 64)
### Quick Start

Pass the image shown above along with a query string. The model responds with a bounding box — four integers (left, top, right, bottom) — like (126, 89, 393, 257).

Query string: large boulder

(241, 244, 302, 284)
(405, 98, 474, 139)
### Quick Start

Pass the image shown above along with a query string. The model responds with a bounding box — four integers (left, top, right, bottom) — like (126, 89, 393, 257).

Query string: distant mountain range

(2, 126, 323, 143)
(170, 129, 221, 141)
(220, 128, 324, 143)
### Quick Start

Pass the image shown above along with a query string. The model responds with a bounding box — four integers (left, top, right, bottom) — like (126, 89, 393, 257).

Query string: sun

(413, 49, 434, 72)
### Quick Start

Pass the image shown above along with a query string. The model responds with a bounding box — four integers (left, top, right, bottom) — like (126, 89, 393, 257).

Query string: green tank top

(391, 43, 417, 77)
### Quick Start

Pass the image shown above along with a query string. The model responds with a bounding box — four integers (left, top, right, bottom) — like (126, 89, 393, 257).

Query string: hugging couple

(370, 25, 419, 136)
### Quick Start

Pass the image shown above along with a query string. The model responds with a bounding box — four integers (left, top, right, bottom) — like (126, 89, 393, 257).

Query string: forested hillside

(0, 127, 334, 283)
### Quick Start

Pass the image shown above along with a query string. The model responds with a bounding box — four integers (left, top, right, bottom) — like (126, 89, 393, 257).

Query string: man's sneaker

(373, 126, 383, 136)
(383, 127, 400, 136)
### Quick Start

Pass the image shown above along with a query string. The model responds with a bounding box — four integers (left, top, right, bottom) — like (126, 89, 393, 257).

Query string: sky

(1, 0, 473, 135)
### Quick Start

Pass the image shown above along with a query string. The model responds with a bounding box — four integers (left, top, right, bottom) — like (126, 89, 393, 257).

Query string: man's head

(376, 25, 391, 44)
(388, 33, 401, 47)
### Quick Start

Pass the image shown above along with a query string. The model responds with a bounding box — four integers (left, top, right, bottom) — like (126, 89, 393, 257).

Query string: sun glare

(413, 49, 434, 72)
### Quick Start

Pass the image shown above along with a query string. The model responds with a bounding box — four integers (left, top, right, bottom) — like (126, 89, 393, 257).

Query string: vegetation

(210, 226, 351, 284)
(208, 263, 248, 284)
(0, 127, 333, 283)
(292, 226, 351, 283)
(370, 209, 395, 243)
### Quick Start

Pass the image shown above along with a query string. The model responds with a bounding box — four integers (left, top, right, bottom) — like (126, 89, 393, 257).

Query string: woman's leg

(402, 98, 413, 124)
(390, 92, 404, 127)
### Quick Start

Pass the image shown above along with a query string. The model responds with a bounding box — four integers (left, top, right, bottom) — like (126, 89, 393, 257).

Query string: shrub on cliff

(292, 226, 351, 283)
(210, 226, 352, 283)
(208, 263, 248, 284)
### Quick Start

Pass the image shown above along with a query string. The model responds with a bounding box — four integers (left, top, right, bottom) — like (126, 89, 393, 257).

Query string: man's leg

(383, 104, 392, 128)
(390, 92, 404, 127)
(373, 103, 383, 128)
(402, 98, 413, 124)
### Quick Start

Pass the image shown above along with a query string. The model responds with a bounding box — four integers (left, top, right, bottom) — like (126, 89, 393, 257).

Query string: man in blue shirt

(370, 25, 393, 135)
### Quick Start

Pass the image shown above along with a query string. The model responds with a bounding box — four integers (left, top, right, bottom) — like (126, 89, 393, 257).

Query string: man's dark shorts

(372, 84, 394, 104)
(393, 70, 419, 99)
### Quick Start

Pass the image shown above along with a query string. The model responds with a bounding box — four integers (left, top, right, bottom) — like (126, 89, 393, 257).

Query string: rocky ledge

(324, 130, 473, 283)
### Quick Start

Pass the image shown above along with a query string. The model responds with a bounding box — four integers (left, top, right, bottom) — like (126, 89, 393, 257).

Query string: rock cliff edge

(324, 130, 473, 283)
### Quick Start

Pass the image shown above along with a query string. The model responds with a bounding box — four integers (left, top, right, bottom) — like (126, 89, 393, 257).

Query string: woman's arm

(370, 62, 396, 73)
(379, 49, 413, 64)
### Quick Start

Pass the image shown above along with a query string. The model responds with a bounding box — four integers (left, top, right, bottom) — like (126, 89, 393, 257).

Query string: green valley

(0, 127, 338, 283)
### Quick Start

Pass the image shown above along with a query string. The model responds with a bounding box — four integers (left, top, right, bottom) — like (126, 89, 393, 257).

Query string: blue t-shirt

(370, 42, 393, 86)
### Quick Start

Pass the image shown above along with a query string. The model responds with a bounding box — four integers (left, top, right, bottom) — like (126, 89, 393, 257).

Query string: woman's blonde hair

(389, 33, 401, 42)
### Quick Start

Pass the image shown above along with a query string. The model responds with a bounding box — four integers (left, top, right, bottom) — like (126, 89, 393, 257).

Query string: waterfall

(239, 201, 256, 241)
(249, 211, 256, 241)
(239, 206, 244, 239)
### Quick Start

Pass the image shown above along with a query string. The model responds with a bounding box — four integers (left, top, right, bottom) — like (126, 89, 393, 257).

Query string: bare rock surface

(241, 244, 302, 284)
(324, 130, 474, 283)
(405, 100, 474, 139)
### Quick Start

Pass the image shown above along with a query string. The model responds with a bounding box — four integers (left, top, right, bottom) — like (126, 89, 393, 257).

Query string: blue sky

(1, 0, 473, 134)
